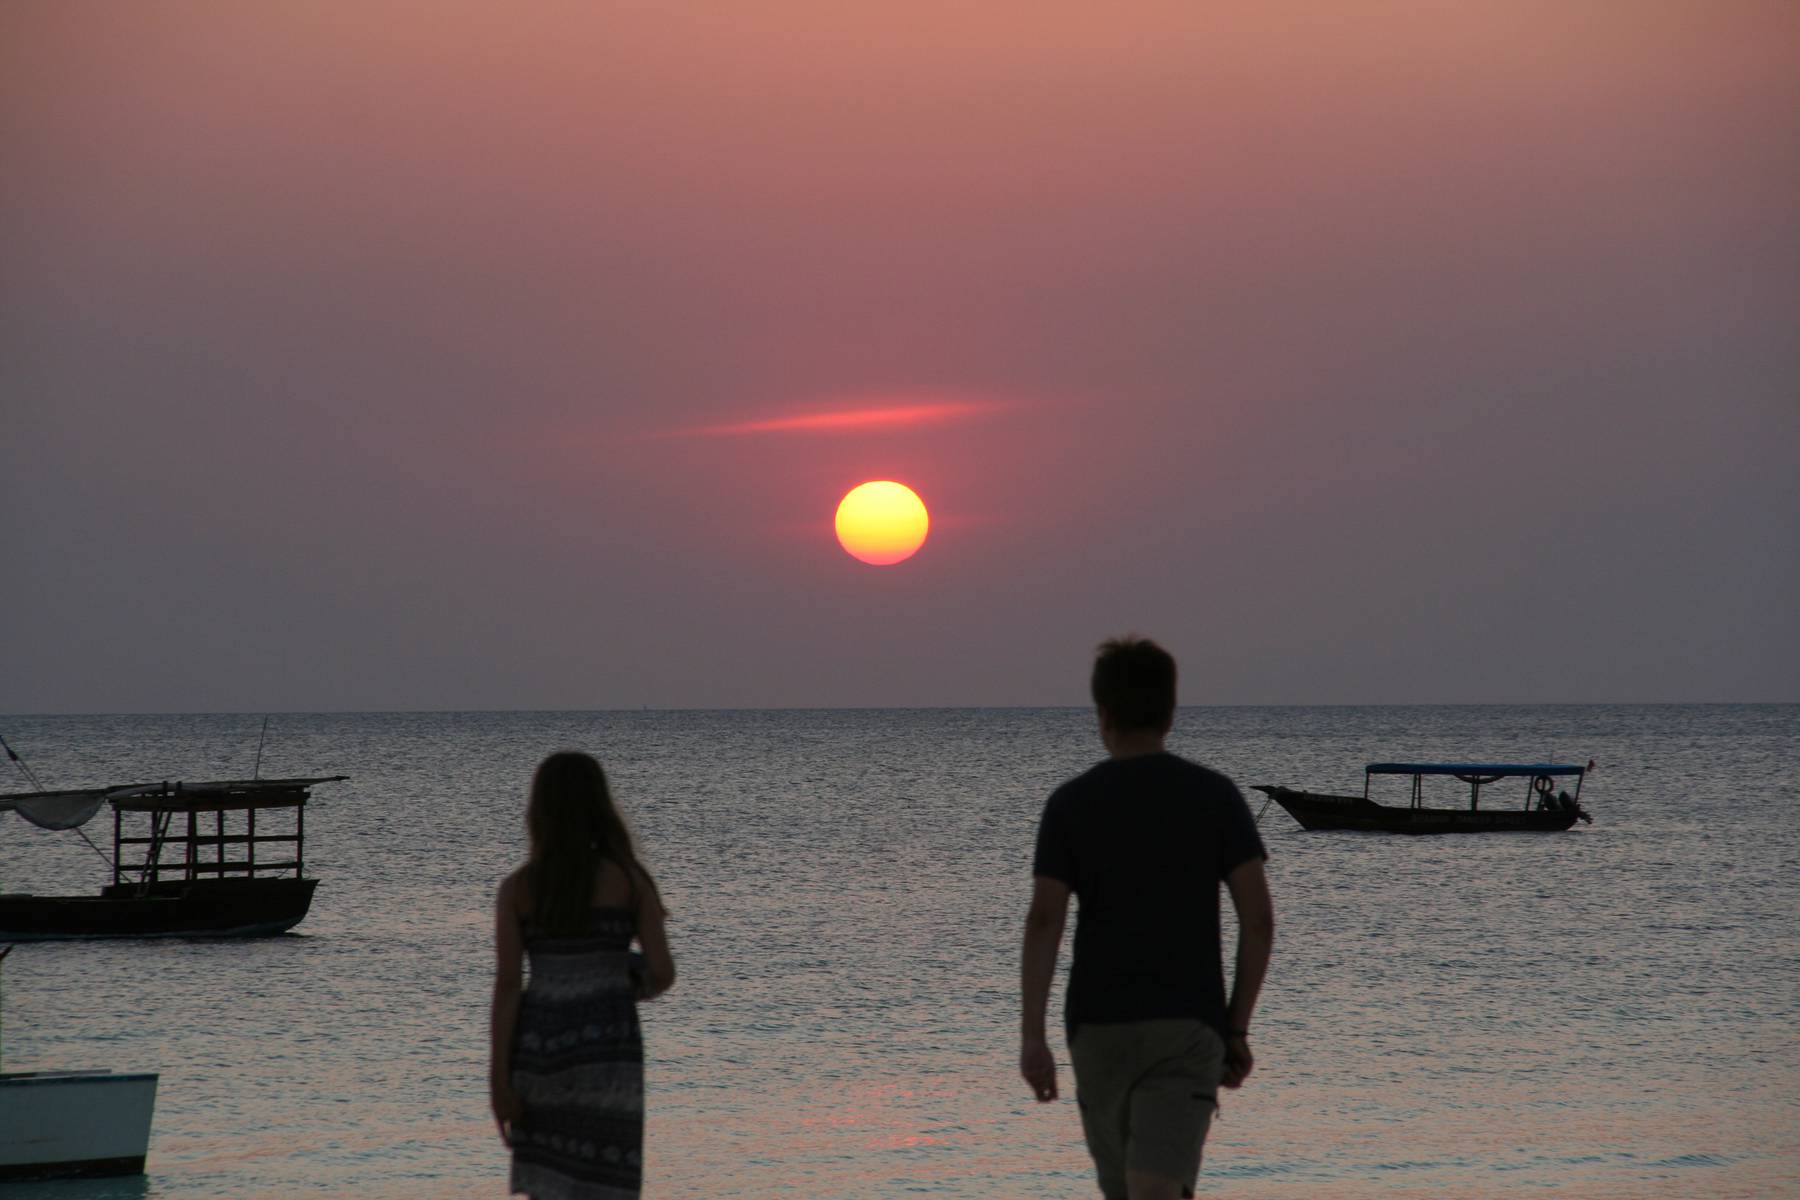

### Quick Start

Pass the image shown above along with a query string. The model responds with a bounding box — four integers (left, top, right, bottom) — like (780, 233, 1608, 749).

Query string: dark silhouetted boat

(0, 776, 346, 939)
(1253, 762, 1594, 834)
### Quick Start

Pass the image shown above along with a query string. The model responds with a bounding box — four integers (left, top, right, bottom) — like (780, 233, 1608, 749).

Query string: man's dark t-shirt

(1032, 752, 1266, 1043)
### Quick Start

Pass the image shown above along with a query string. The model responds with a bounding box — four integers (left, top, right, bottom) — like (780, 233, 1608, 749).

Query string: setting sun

(835, 481, 929, 565)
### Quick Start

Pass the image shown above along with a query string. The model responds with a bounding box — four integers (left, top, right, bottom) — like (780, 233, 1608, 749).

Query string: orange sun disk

(835, 481, 929, 565)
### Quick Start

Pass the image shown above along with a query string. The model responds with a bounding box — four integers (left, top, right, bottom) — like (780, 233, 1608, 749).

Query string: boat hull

(1255, 786, 1580, 834)
(0, 877, 318, 940)
(0, 1070, 158, 1181)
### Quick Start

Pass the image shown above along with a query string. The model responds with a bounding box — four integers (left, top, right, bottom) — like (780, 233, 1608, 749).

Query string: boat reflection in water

(1254, 761, 1595, 834)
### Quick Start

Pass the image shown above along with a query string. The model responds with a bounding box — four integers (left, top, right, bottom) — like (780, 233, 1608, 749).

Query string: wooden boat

(0, 945, 160, 1180)
(1253, 762, 1594, 834)
(0, 776, 346, 939)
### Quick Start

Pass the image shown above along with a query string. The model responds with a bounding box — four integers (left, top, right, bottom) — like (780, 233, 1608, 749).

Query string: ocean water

(0, 706, 1795, 1199)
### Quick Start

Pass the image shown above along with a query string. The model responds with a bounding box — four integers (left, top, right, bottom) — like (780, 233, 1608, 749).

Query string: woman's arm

(489, 871, 525, 1141)
(634, 869, 676, 999)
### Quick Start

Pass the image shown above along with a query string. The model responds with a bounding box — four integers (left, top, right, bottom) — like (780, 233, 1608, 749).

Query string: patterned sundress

(510, 906, 643, 1200)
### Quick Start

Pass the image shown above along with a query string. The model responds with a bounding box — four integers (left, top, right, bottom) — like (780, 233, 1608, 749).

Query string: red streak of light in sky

(676, 399, 1001, 437)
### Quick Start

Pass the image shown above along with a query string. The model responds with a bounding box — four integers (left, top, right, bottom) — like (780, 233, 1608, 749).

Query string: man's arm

(1020, 875, 1070, 1102)
(1222, 856, 1274, 1088)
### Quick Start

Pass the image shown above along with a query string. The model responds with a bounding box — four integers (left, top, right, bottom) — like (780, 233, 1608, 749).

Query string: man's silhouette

(1021, 637, 1275, 1200)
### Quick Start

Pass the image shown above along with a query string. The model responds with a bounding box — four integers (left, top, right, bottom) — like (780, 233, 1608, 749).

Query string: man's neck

(1106, 731, 1167, 760)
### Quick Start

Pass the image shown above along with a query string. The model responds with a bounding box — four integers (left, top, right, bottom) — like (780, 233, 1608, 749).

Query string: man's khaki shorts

(1069, 1019, 1225, 1200)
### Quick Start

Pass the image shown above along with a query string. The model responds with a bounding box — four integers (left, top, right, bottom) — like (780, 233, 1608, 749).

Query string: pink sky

(2, 2, 1795, 709)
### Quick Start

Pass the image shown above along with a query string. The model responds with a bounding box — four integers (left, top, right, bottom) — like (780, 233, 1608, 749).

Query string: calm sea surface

(1, 706, 1795, 1199)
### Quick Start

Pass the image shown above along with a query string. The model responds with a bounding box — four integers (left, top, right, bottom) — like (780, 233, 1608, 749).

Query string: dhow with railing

(1253, 761, 1595, 834)
(0, 775, 346, 939)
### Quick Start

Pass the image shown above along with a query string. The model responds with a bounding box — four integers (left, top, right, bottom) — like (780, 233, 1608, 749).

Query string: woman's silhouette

(491, 750, 676, 1198)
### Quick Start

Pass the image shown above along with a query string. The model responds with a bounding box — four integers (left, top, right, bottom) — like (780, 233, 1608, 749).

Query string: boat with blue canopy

(1252, 761, 1594, 834)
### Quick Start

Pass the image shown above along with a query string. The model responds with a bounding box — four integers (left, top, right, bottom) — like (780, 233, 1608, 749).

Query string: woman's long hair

(525, 751, 660, 936)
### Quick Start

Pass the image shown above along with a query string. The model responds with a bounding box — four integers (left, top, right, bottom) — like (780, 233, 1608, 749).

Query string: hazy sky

(3, 2, 1796, 712)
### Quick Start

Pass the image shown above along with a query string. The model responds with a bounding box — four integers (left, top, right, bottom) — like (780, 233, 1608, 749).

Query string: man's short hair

(1091, 636, 1177, 732)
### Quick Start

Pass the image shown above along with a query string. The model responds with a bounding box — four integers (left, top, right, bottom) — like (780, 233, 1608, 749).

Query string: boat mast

(252, 715, 270, 780)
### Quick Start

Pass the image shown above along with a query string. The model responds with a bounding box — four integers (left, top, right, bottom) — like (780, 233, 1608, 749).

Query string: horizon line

(3, 699, 1794, 719)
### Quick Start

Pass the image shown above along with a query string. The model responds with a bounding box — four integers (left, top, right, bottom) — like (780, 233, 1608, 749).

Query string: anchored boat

(0, 775, 346, 939)
(0, 1067, 160, 1181)
(0, 945, 161, 1181)
(1253, 761, 1594, 834)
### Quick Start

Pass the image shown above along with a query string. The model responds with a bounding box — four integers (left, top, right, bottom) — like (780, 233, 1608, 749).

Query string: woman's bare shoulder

(592, 857, 640, 907)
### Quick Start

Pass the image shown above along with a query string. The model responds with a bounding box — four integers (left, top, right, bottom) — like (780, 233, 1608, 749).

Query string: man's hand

(1021, 1036, 1059, 1102)
(1020, 876, 1070, 1104)
(1222, 856, 1272, 1092)
(1221, 1034, 1254, 1089)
